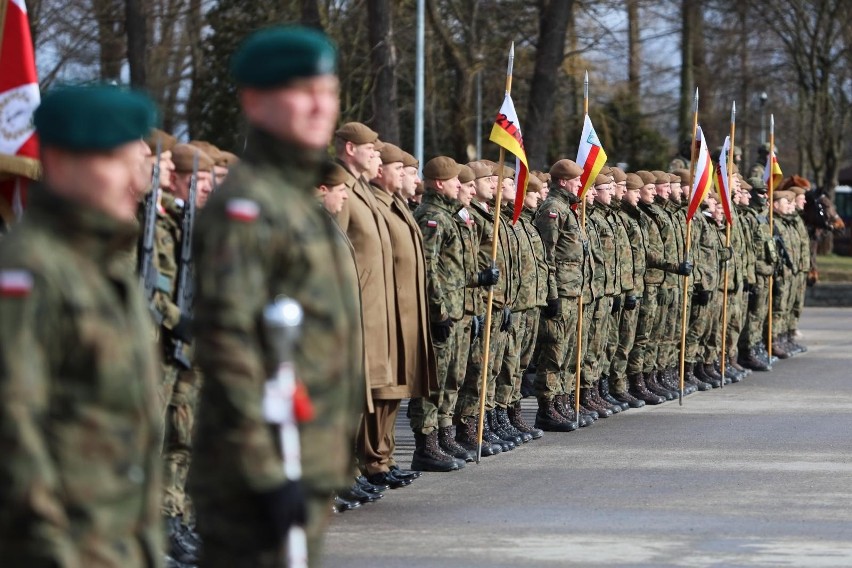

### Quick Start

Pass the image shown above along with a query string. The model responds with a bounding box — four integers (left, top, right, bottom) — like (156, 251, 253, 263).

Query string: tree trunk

(366, 0, 400, 144)
(524, 0, 575, 169)
(125, 0, 147, 88)
(94, 0, 125, 81)
(627, 0, 640, 103)
(301, 0, 322, 29)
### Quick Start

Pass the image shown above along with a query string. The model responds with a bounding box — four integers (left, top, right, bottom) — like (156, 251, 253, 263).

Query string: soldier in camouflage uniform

(189, 28, 363, 567)
(0, 85, 164, 568)
(726, 176, 757, 380)
(770, 190, 796, 359)
(787, 185, 810, 353)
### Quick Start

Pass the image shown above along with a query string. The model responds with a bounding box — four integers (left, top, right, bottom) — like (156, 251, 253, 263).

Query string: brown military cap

(468, 161, 493, 179)
(773, 190, 795, 202)
(423, 156, 461, 181)
(636, 170, 656, 185)
(668, 172, 681, 183)
(738, 174, 752, 191)
(402, 151, 419, 169)
(172, 143, 215, 173)
(536, 171, 552, 184)
(594, 173, 611, 187)
(526, 174, 543, 193)
(145, 128, 177, 153)
(189, 140, 223, 163)
(789, 185, 806, 196)
(218, 151, 240, 168)
(502, 165, 515, 179)
(610, 167, 627, 183)
(549, 159, 583, 180)
(319, 161, 349, 187)
(625, 173, 644, 190)
(671, 168, 690, 185)
(458, 164, 475, 184)
(379, 142, 406, 165)
(335, 122, 379, 145)
(479, 159, 498, 172)
(650, 170, 669, 184)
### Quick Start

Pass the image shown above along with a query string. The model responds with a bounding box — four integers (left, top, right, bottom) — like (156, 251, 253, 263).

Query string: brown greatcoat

(336, 163, 397, 405)
(371, 186, 438, 398)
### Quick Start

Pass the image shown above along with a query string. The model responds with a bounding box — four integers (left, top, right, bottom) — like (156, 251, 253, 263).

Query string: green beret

(231, 26, 337, 88)
(34, 85, 157, 151)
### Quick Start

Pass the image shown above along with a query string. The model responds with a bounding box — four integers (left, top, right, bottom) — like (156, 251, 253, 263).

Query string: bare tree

(125, 0, 147, 88)
(366, 0, 400, 143)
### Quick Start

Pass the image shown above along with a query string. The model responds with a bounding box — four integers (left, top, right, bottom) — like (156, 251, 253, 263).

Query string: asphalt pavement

(324, 307, 852, 567)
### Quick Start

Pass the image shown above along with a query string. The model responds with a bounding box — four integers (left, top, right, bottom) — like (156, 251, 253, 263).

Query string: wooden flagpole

(720, 101, 736, 387)
(678, 88, 699, 405)
(475, 42, 513, 463)
(767, 114, 775, 360)
(573, 71, 589, 420)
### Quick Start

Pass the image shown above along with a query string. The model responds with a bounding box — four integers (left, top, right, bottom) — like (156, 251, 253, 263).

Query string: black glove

(623, 295, 638, 311)
(610, 295, 622, 314)
(477, 267, 500, 287)
(431, 318, 453, 343)
(258, 481, 307, 544)
(693, 289, 712, 306)
(721, 246, 734, 262)
(748, 288, 759, 311)
(676, 261, 694, 276)
(543, 298, 561, 319)
(471, 314, 483, 341)
(500, 306, 513, 332)
(742, 282, 752, 293)
(171, 313, 193, 342)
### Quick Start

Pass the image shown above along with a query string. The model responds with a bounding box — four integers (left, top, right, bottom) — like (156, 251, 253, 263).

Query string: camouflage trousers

(789, 272, 807, 332)
(609, 294, 639, 394)
(562, 298, 593, 394)
(627, 285, 659, 376)
(771, 268, 792, 337)
(660, 285, 684, 369)
(582, 296, 613, 387)
(533, 297, 579, 400)
(456, 310, 507, 423)
(409, 315, 471, 433)
(725, 289, 746, 360)
(702, 291, 724, 363)
(685, 291, 714, 363)
(647, 285, 676, 369)
(158, 361, 180, 438)
(496, 308, 540, 407)
(742, 275, 770, 349)
(517, 308, 541, 398)
(162, 367, 202, 519)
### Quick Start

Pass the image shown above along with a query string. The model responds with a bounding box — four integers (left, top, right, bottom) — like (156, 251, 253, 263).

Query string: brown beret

(319, 161, 349, 187)
(335, 122, 379, 145)
(636, 170, 656, 185)
(737, 174, 752, 191)
(189, 140, 222, 164)
(373, 139, 385, 151)
(172, 143, 214, 173)
(774, 190, 795, 202)
(458, 164, 475, 184)
(549, 159, 583, 180)
(402, 151, 418, 169)
(668, 172, 681, 183)
(145, 128, 177, 153)
(671, 168, 690, 185)
(468, 161, 493, 179)
(423, 156, 461, 181)
(502, 166, 515, 180)
(625, 173, 643, 190)
(610, 167, 626, 183)
(379, 142, 406, 165)
(789, 185, 806, 196)
(650, 170, 669, 184)
(594, 173, 611, 187)
(217, 151, 239, 168)
(526, 174, 543, 193)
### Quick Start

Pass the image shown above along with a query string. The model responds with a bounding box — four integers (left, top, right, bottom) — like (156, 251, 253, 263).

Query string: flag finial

(693, 88, 699, 112)
(731, 101, 736, 122)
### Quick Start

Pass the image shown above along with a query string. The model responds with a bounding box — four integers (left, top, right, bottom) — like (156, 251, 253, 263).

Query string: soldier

(770, 190, 796, 359)
(190, 27, 363, 567)
(316, 161, 350, 215)
(726, 176, 756, 380)
(189, 141, 227, 188)
(787, 184, 810, 353)
(0, 84, 163, 567)
(400, 150, 422, 212)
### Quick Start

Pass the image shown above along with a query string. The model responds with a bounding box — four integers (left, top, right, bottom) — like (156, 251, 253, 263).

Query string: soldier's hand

(500, 306, 513, 331)
(721, 246, 734, 261)
(610, 295, 622, 314)
(693, 289, 712, 306)
(171, 313, 194, 342)
(260, 480, 307, 541)
(543, 298, 561, 319)
(431, 318, 453, 343)
(477, 267, 500, 287)
(471, 314, 483, 341)
(742, 282, 752, 293)
(677, 261, 693, 276)
(623, 295, 638, 311)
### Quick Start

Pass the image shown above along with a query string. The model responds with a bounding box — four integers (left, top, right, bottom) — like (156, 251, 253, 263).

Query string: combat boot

(165, 516, 199, 566)
(645, 370, 675, 400)
(411, 431, 461, 472)
(772, 336, 790, 359)
(489, 408, 522, 446)
(557, 393, 593, 426)
(686, 363, 713, 391)
(628, 373, 665, 405)
(455, 418, 501, 457)
(713, 360, 735, 384)
(787, 331, 806, 354)
(600, 375, 629, 411)
(756, 342, 775, 366)
(567, 391, 596, 426)
(534, 397, 578, 432)
(496, 406, 530, 443)
(702, 362, 724, 383)
(485, 410, 514, 451)
(740, 345, 770, 371)
(574, 390, 601, 421)
(590, 384, 621, 414)
(439, 426, 475, 462)
(727, 357, 745, 382)
(580, 387, 613, 418)
(508, 402, 544, 439)
(694, 362, 721, 388)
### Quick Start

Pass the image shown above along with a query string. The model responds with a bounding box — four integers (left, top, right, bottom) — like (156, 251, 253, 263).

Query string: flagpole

(720, 101, 736, 387)
(475, 42, 513, 463)
(767, 114, 775, 360)
(574, 70, 589, 420)
(678, 88, 699, 405)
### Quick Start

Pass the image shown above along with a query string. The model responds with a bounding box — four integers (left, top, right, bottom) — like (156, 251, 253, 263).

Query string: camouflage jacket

(663, 199, 686, 266)
(517, 208, 549, 308)
(743, 202, 778, 277)
(638, 201, 679, 286)
(534, 186, 592, 300)
(500, 202, 524, 311)
(734, 204, 757, 285)
(152, 192, 183, 337)
(416, 189, 469, 322)
(587, 202, 618, 297)
(0, 185, 163, 567)
(191, 129, 363, 513)
(457, 207, 483, 316)
(607, 202, 631, 294)
(469, 198, 515, 309)
(716, 220, 737, 292)
(652, 197, 683, 288)
(617, 201, 646, 296)
(792, 213, 811, 272)
(693, 209, 721, 293)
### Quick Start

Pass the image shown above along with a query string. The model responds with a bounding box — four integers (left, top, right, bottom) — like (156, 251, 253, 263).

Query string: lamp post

(759, 91, 768, 144)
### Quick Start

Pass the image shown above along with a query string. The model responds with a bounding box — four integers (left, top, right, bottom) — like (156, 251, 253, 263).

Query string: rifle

(262, 298, 308, 568)
(139, 139, 163, 324)
(172, 151, 199, 369)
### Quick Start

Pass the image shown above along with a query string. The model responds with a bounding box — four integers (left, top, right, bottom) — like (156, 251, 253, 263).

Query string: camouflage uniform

(686, 211, 720, 365)
(789, 212, 810, 333)
(740, 199, 777, 352)
(660, 199, 686, 371)
(190, 129, 363, 567)
(650, 198, 683, 373)
(727, 205, 756, 362)
(0, 186, 164, 567)
(772, 218, 794, 336)
(495, 202, 527, 409)
(582, 202, 616, 386)
(515, 207, 549, 402)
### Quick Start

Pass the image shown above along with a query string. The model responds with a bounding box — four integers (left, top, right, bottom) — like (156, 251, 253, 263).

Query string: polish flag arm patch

(426, 220, 438, 228)
(548, 211, 558, 219)
(0, 270, 34, 297)
(226, 199, 260, 222)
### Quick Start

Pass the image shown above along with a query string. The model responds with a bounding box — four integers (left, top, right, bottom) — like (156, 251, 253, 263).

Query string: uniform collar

(422, 188, 462, 214)
(243, 127, 325, 190)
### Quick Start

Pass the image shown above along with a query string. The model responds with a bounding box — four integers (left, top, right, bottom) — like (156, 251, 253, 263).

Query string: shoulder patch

(0, 270, 33, 297)
(226, 199, 260, 222)
(426, 220, 438, 228)
(548, 211, 558, 219)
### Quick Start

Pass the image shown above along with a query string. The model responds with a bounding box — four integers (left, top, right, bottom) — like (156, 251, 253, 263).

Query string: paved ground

(324, 308, 852, 567)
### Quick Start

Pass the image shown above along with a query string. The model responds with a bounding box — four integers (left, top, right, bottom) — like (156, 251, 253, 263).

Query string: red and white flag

(763, 144, 783, 189)
(714, 136, 734, 224)
(576, 114, 608, 200)
(686, 126, 714, 221)
(0, 0, 40, 218)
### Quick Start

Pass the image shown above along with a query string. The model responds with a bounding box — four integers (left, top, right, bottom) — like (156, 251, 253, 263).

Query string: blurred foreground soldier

(0, 85, 163, 567)
(190, 27, 362, 567)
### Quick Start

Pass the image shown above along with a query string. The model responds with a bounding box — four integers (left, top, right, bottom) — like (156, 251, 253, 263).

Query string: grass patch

(815, 254, 852, 283)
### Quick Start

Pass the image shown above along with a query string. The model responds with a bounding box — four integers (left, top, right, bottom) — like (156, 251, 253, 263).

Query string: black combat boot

(411, 431, 461, 472)
(702, 362, 724, 383)
(508, 402, 544, 439)
(612, 389, 645, 408)
(713, 360, 735, 384)
(726, 357, 745, 383)
(534, 397, 578, 432)
(772, 336, 790, 359)
(488, 409, 521, 446)
(740, 345, 770, 371)
(599, 375, 629, 410)
(590, 384, 621, 414)
(694, 362, 721, 388)
(484, 410, 514, 451)
(455, 418, 501, 457)
(166, 516, 199, 566)
(439, 426, 475, 462)
(580, 387, 613, 418)
(628, 373, 665, 405)
(497, 406, 532, 442)
(672, 367, 698, 395)
(686, 363, 713, 391)
(788, 331, 806, 354)
(556, 393, 593, 426)
(333, 494, 362, 513)
(645, 370, 675, 400)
